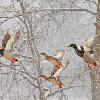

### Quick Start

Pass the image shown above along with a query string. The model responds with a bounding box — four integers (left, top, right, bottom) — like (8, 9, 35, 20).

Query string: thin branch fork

(45, 85, 84, 99)
(0, 8, 96, 19)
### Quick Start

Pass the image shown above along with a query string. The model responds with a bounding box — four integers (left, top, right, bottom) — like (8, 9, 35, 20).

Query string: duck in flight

(40, 75, 64, 89)
(68, 44, 97, 69)
(40, 50, 69, 77)
(40, 52, 63, 76)
(0, 31, 20, 63)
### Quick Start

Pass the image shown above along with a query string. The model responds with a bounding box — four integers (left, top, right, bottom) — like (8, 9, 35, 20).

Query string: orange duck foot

(58, 84, 64, 89)
(56, 81, 64, 89)
(55, 64, 63, 68)
(11, 58, 18, 63)
(87, 62, 97, 69)
(92, 61, 97, 66)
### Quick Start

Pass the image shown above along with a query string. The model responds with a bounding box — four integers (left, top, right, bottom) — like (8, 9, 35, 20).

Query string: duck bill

(67, 45, 71, 47)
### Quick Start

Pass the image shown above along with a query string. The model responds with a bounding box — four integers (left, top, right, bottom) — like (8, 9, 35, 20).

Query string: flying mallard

(40, 75, 64, 89)
(40, 52, 63, 75)
(40, 50, 69, 77)
(40, 52, 63, 67)
(0, 31, 20, 63)
(68, 44, 97, 69)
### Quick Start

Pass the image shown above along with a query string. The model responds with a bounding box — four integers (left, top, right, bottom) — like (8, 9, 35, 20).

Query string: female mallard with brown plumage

(40, 52, 64, 76)
(0, 31, 20, 63)
(40, 75, 64, 89)
(40, 52, 63, 68)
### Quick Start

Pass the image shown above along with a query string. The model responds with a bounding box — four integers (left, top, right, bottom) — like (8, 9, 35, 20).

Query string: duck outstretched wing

(4, 30, 20, 51)
(2, 32, 10, 49)
(54, 50, 65, 60)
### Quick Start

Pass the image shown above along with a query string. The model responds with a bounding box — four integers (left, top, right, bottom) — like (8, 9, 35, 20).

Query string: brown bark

(90, 0, 100, 100)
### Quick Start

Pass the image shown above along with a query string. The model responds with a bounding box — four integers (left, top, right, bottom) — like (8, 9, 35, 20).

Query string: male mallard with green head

(68, 44, 97, 69)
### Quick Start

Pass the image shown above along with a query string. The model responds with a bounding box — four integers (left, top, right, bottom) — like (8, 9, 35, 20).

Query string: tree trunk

(90, 0, 100, 100)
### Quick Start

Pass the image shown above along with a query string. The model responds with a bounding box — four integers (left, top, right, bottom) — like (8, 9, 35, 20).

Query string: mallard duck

(51, 50, 66, 76)
(40, 52, 63, 68)
(1, 31, 20, 63)
(40, 75, 64, 89)
(40, 52, 63, 76)
(68, 44, 97, 69)
(52, 55, 69, 77)
(40, 50, 69, 77)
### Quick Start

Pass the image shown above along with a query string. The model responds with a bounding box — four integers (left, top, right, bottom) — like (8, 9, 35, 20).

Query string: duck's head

(68, 44, 78, 50)
(40, 52, 47, 56)
(40, 52, 47, 60)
